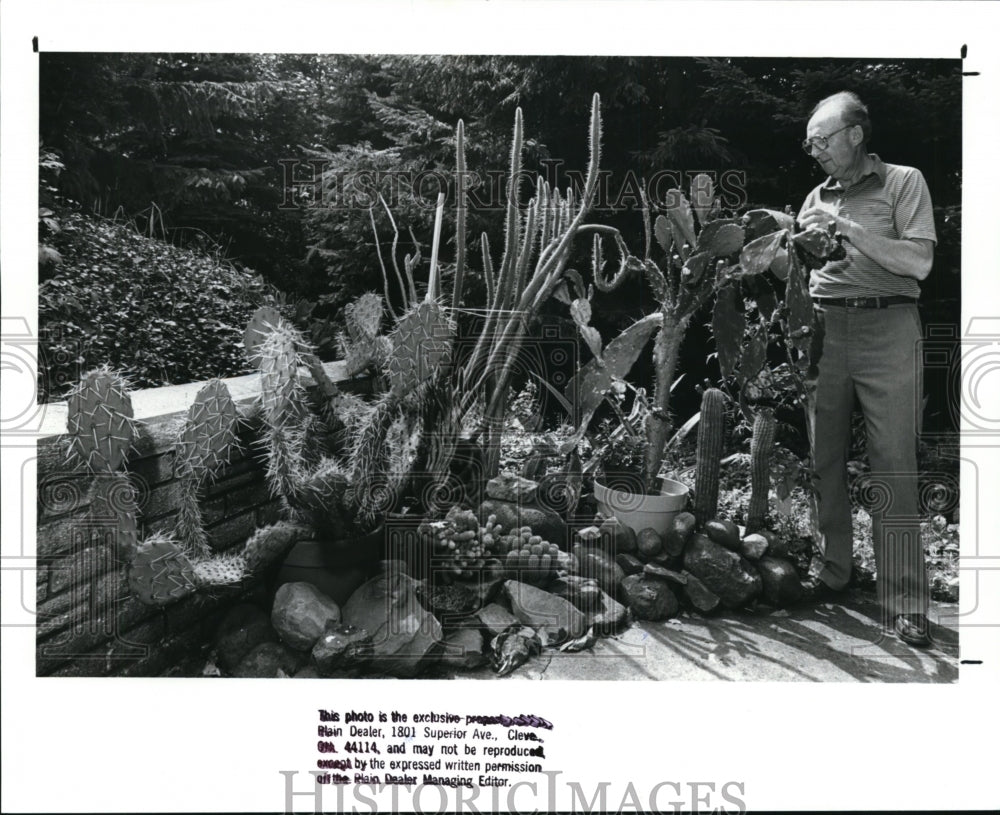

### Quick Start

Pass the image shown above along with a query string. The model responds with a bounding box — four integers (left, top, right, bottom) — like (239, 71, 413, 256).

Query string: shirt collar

(820, 153, 887, 191)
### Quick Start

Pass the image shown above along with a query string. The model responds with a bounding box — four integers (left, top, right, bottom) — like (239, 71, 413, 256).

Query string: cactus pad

(387, 300, 454, 399)
(178, 379, 240, 478)
(345, 292, 384, 341)
(191, 553, 247, 587)
(257, 322, 304, 425)
(242, 521, 304, 573)
(66, 367, 137, 473)
(128, 533, 198, 606)
(243, 306, 283, 366)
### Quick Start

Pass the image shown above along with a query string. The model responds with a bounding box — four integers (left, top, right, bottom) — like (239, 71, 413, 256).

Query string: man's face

(805, 108, 858, 180)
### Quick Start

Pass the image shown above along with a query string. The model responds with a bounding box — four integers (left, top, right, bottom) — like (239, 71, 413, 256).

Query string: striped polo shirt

(800, 154, 937, 299)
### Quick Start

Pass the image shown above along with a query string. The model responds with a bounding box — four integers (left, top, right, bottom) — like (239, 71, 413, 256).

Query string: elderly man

(797, 91, 936, 647)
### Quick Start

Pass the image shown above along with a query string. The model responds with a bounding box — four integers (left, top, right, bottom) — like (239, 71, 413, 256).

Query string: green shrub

(39, 208, 271, 401)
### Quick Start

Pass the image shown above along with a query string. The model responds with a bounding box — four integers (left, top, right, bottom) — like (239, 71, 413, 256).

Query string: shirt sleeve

(798, 187, 818, 219)
(893, 167, 937, 243)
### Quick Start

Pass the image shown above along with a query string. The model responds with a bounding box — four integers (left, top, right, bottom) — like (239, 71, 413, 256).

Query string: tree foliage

(39, 53, 961, 411)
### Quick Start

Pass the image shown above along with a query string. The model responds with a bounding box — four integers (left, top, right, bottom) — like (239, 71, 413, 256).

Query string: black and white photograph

(30, 51, 964, 681)
(3, 1, 998, 813)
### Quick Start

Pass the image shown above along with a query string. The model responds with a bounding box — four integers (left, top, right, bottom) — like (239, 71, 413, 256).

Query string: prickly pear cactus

(65, 366, 138, 473)
(387, 300, 454, 399)
(127, 533, 198, 606)
(747, 408, 776, 533)
(341, 293, 391, 377)
(242, 521, 304, 573)
(348, 395, 399, 529)
(258, 322, 303, 425)
(174, 379, 242, 557)
(177, 379, 240, 477)
(345, 292, 383, 342)
(243, 305, 283, 367)
(91, 472, 140, 560)
(191, 553, 247, 588)
(694, 388, 726, 526)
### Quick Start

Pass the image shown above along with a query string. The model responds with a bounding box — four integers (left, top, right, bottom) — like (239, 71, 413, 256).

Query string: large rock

(682, 534, 762, 609)
(415, 581, 480, 620)
(312, 623, 373, 675)
(486, 472, 539, 504)
(599, 516, 637, 556)
(478, 499, 567, 547)
(663, 511, 696, 558)
(704, 519, 742, 551)
(233, 642, 301, 678)
(342, 573, 444, 676)
(621, 575, 679, 621)
(272, 582, 342, 652)
(475, 602, 519, 639)
(572, 545, 626, 596)
(739, 533, 770, 561)
(615, 553, 645, 576)
(214, 603, 277, 672)
(587, 589, 629, 635)
(547, 575, 604, 614)
(757, 557, 804, 607)
(440, 628, 487, 671)
(681, 572, 721, 614)
(504, 580, 587, 644)
(636, 527, 664, 560)
(643, 563, 687, 586)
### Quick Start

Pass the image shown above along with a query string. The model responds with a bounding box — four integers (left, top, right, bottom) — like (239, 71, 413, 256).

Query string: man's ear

(849, 125, 864, 147)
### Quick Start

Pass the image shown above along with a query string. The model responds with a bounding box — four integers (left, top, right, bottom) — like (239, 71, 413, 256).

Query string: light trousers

(808, 302, 929, 623)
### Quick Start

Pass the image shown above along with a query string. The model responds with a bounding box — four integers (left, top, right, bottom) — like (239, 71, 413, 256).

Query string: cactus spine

(693, 388, 726, 526)
(747, 408, 776, 532)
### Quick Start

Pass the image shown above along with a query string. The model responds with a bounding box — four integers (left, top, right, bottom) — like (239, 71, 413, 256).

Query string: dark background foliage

(39, 53, 961, 424)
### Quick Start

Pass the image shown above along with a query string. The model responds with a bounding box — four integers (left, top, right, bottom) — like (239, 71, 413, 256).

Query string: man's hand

(799, 206, 933, 280)
(797, 206, 842, 233)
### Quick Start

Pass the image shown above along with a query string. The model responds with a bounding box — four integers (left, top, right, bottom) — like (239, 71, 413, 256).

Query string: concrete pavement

(456, 590, 960, 682)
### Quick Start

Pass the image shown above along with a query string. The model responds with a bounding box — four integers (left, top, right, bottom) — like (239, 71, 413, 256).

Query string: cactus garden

(36, 56, 961, 679)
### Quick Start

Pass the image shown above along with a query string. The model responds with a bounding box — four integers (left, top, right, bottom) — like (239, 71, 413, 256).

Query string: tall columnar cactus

(65, 366, 141, 560)
(693, 388, 726, 526)
(747, 408, 776, 532)
(174, 379, 241, 558)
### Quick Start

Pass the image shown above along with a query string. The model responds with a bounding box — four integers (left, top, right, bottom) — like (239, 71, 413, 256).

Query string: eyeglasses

(801, 124, 854, 155)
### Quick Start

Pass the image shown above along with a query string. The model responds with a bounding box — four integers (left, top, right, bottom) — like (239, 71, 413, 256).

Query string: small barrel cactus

(694, 388, 726, 526)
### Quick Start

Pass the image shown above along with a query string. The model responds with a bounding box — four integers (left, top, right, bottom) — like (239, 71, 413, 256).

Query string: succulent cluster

(423, 507, 489, 578)
(502, 529, 563, 585)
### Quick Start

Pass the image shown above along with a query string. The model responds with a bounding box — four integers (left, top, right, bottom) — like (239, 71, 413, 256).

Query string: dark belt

(812, 295, 917, 309)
